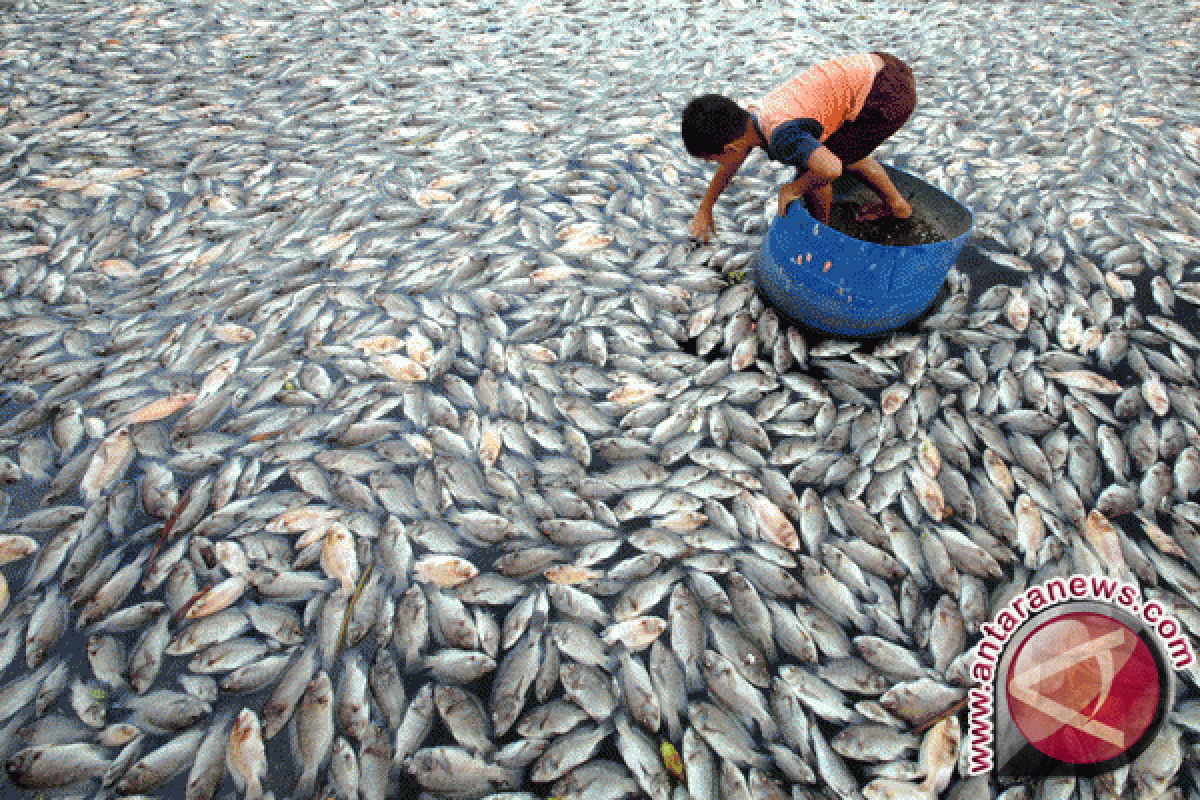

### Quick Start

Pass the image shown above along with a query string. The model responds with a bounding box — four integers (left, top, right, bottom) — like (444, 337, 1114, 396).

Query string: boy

(682, 52, 916, 242)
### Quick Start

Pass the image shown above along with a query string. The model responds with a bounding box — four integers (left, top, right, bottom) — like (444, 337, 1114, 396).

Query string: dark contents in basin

(827, 199, 944, 247)
(819, 173, 961, 247)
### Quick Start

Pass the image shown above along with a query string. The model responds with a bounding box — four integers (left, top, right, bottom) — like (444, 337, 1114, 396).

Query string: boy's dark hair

(681, 94, 749, 159)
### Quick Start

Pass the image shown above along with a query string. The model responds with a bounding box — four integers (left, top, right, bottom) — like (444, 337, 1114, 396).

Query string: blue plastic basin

(753, 165, 973, 337)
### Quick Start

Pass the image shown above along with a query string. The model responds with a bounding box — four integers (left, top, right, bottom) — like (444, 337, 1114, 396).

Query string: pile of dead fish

(0, 0, 1199, 797)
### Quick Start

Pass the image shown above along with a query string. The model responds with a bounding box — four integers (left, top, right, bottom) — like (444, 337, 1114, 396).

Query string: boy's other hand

(690, 208, 715, 242)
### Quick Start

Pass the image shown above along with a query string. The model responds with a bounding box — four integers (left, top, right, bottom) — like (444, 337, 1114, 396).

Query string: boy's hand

(777, 184, 804, 218)
(690, 208, 716, 242)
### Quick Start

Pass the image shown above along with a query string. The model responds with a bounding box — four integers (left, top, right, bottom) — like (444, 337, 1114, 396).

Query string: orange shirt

(748, 53, 881, 142)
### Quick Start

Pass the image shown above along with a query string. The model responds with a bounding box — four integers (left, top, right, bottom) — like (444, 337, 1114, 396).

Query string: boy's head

(681, 94, 749, 160)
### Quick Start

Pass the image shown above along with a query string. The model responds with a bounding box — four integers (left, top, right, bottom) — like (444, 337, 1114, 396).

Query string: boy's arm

(691, 146, 751, 241)
(777, 145, 842, 221)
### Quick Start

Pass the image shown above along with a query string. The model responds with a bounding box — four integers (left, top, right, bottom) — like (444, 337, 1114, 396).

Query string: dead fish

(79, 427, 135, 505)
(116, 728, 205, 793)
(227, 709, 268, 800)
(409, 745, 520, 794)
(6, 743, 110, 789)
